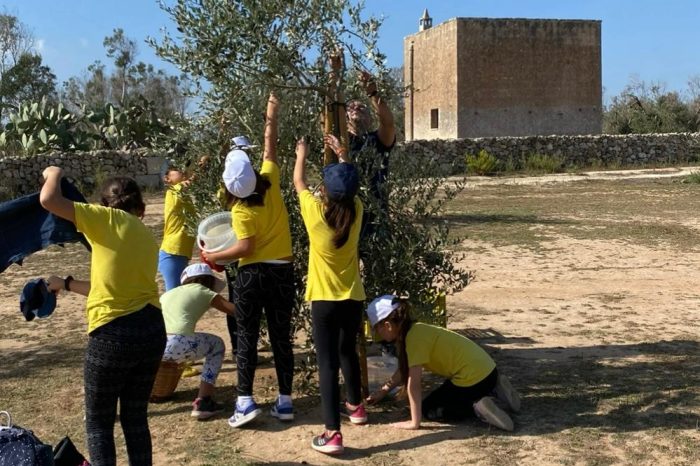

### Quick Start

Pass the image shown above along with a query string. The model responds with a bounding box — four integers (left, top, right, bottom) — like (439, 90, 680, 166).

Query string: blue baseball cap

(20, 279, 56, 321)
(322, 163, 360, 201)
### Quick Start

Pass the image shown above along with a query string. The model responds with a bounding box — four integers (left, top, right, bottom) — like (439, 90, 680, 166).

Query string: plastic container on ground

(196, 212, 237, 265)
(366, 354, 398, 394)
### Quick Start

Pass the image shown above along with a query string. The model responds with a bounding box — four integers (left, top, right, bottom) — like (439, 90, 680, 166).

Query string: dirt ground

(1, 170, 699, 465)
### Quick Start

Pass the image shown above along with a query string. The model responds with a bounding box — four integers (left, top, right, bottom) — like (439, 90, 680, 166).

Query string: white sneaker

(228, 402, 262, 428)
(495, 374, 521, 413)
(473, 397, 514, 431)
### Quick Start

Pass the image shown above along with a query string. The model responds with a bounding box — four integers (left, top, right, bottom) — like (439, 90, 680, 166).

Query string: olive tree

(151, 0, 472, 386)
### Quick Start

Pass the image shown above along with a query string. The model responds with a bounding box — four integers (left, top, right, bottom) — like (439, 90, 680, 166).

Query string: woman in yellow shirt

(202, 93, 295, 429)
(41, 167, 166, 466)
(293, 136, 366, 455)
(365, 295, 521, 432)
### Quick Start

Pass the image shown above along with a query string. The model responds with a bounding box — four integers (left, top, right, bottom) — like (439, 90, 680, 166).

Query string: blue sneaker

(228, 401, 262, 428)
(270, 398, 294, 421)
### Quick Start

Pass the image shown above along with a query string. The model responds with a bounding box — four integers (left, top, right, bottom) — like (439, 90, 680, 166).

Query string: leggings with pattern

(163, 333, 225, 385)
(232, 262, 295, 397)
(84, 305, 166, 466)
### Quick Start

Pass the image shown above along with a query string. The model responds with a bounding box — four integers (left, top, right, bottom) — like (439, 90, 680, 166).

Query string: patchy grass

(449, 178, 700, 251)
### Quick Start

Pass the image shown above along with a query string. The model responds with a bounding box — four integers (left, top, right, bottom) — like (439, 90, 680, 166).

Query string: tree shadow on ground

(441, 213, 574, 227)
(457, 328, 700, 435)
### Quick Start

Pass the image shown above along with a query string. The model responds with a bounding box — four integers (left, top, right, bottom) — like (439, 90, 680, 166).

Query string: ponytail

(324, 197, 356, 249)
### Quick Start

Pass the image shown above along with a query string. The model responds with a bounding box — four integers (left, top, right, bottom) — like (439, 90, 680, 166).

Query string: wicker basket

(150, 360, 185, 402)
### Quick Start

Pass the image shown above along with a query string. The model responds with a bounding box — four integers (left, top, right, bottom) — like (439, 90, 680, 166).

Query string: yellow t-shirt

(299, 190, 365, 302)
(406, 322, 496, 387)
(231, 160, 293, 267)
(74, 202, 161, 333)
(160, 183, 195, 257)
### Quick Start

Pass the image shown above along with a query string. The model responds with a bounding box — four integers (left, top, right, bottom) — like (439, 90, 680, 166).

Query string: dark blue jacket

(0, 178, 90, 274)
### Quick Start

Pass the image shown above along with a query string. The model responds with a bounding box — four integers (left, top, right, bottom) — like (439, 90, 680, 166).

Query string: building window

(430, 108, 439, 129)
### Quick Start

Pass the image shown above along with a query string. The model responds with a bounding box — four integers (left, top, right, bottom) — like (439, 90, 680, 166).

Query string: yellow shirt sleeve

(231, 204, 256, 240)
(260, 160, 280, 186)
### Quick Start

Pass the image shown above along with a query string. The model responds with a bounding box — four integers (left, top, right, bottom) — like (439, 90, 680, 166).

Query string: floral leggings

(162, 333, 225, 385)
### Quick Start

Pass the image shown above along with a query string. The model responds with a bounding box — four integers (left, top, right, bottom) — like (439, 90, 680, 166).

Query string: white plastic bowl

(197, 212, 237, 264)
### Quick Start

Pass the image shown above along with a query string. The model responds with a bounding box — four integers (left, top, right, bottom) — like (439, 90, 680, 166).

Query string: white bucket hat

(180, 263, 226, 293)
(366, 294, 400, 327)
(222, 149, 256, 198)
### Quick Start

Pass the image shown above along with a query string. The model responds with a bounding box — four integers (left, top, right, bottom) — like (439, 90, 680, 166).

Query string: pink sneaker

(311, 431, 343, 454)
(342, 402, 368, 425)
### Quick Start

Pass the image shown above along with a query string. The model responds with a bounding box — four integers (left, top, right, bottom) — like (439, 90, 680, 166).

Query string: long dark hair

(233, 171, 271, 207)
(384, 298, 415, 390)
(100, 177, 145, 217)
(324, 196, 356, 248)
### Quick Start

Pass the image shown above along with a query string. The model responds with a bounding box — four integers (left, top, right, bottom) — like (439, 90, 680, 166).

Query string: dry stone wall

(2, 133, 700, 197)
(395, 132, 700, 174)
(0, 150, 164, 197)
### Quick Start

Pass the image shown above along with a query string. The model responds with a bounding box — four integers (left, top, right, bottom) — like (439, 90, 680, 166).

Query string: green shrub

(466, 149, 500, 175)
(524, 153, 565, 174)
(681, 171, 700, 184)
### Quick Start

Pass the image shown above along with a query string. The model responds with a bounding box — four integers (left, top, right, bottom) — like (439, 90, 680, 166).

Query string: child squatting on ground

(294, 136, 367, 455)
(365, 295, 521, 431)
(159, 263, 236, 420)
(41, 167, 166, 466)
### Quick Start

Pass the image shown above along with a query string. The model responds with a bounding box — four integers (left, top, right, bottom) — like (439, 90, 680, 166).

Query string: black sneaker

(191, 397, 224, 420)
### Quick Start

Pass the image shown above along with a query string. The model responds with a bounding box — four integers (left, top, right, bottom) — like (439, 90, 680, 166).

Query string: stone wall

(395, 132, 700, 174)
(2, 133, 699, 197)
(0, 150, 164, 197)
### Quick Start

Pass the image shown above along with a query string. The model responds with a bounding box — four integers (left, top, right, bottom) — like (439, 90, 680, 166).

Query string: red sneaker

(342, 401, 368, 425)
(311, 431, 343, 454)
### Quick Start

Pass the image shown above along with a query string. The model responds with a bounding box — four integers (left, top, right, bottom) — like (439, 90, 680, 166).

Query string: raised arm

(324, 134, 350, 164)
(39, 167, 76, 223)
(360, 71, 395, 147)
(293, 138, 309, 194)
(263, 92, 279, 163)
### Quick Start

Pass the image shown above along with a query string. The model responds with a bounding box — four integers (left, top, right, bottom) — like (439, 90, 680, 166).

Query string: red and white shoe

(341, 401, 368, 425)
(311, 430, 343, 454)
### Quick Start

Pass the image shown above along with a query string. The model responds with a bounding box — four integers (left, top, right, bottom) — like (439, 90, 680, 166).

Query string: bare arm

(293, 138, 309, 194)
(393, 365, 422, 430)
(211, 294, 236, 316)
(39, 167, 76, 223)
(202, 236, 255, 264)
(361, 71, 396, 147)
(324, 134, 351, 163)
(263, 92, 279, 163)
(47, 275, 91, 297)
(366, 367, 403, 405)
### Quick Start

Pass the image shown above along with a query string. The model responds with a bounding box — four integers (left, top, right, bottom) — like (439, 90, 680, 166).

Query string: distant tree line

(604, 77, 700, 134)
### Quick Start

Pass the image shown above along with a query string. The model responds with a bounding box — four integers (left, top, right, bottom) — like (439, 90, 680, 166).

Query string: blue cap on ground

(322, 163, 360, 201)
(20, 278, 56, 321)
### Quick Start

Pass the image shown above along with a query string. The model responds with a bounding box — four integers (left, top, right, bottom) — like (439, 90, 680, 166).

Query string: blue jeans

(158, 250, 190, 291)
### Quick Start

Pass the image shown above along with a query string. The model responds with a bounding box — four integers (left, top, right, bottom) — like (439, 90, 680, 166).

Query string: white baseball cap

(366, 294, 400, 327)
(180, 263, 226, 293)
(231, 135, 256, 149)
(222, 149, 256, 198)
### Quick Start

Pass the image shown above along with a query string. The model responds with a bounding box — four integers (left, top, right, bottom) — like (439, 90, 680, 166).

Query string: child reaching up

(365, 295, 521, 431)
(294, 137, 366, 455)
(159, 163, 196, 290)
(159, 263, 236, 420)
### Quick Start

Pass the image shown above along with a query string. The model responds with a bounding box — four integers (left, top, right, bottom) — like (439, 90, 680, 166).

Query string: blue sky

(3, 0, 700, 103)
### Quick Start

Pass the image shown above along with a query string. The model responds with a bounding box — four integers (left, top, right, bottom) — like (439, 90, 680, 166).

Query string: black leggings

(311, 300, 363, 431)
(225, 266, 237, 358)
(84, 305, 166, 466)
(422, 368, 498, 422)
(232, 262, 295, 396)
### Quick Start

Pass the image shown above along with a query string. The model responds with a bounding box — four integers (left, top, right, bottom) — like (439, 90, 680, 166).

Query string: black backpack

(0, 411, 54, 466)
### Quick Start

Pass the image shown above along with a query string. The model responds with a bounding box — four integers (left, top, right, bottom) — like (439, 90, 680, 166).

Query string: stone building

(403, 11, 602, 140)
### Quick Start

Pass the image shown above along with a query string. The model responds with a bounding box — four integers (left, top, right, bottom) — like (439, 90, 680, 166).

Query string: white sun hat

(222, 149, 256, 198)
